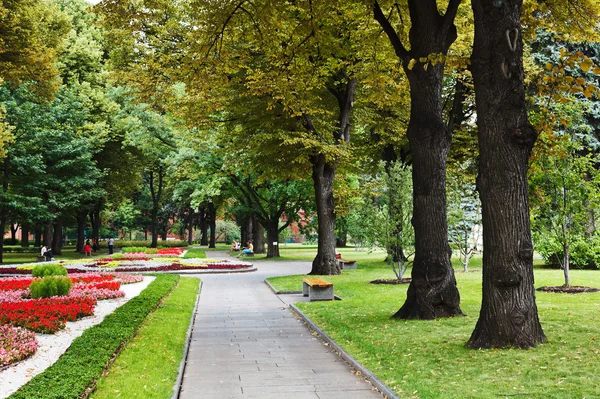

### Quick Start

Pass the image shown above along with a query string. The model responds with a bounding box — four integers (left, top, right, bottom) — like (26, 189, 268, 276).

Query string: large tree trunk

(374, 0, 463, 319)
(199, 207, 208, 246)
(90, 204, 101, 245)
(208, 203, 216, 248)
(150, 206, 158, 248)
(51, 219, 63, 255)
(10, 223, 18, 245)
(34, 229, 41, 247)
(309, 154, 339, 275)
(265, 219, 280, 258)
(21, 224, 29, 248)
(252, 216, 265, 255)
(43, 223, 53, 248)
(187, 207, 194, 245)
(76, 210, 86, 252)
(467, 0, 546, 349)
(393, 67, 462, 319)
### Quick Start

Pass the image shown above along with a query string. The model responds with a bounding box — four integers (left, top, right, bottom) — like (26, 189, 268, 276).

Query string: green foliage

(32, 264, 68, 277)
(121, 247, 156, 254)
(0, 0, 71, 99)
(29, 276, 72, 299)
(346, 161, 414, 277)
(10, 274, 180, 399)
(215, 220, 240, 244)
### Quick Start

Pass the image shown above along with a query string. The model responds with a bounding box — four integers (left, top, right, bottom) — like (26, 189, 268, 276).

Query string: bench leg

(308, 286, 334, 301)
(302, 281, 310, 297)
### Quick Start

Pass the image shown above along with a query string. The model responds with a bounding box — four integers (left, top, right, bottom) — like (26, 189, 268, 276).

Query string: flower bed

(0, 296, 96, 333)
(0, 268, 85, 275)
(0, 278, 34, 291)
(0, 325, 37, 367)
(114, 260, 252, 272)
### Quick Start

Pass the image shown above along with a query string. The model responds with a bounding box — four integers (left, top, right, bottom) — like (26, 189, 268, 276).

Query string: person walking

(108, 237, 115, 255)
(84, 240, 92, 256)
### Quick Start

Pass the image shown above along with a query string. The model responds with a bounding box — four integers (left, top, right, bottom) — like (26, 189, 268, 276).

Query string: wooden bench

(302, 277, 334, 301)
(338, 259, 357, 270)
(36, 256, 48, 262)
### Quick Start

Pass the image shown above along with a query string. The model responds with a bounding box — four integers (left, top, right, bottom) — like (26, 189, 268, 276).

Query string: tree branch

(373, 0, 409, 61)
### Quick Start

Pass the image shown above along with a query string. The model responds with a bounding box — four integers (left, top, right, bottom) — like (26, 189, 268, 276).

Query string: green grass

(91, 277, 199, 399)
(267, 259, 600, 399)
(182, 248, 207, 259)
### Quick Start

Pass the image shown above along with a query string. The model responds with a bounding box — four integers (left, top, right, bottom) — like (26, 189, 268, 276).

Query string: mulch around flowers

(536, 285, 600, 293)
(370, 278, 412, 285)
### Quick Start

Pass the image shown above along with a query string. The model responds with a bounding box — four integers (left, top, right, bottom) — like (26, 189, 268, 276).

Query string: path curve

(178, 251, 385, 399)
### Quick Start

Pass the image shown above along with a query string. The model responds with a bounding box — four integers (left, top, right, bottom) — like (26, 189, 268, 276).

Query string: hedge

(9, 274, 180, 399)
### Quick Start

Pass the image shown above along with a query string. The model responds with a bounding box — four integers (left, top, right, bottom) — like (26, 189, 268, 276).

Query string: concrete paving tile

(178, 254, 385, 399)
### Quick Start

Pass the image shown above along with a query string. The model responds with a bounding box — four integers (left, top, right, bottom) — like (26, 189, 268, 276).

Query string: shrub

(32, 264, 68, 278)
(29, 276, 73, 299)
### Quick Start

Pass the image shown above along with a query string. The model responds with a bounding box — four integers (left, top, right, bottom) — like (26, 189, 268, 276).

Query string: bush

(537, 236, 600, 270)
(216, 220, 240, 244)
(29, 276, 73, 299)
(100, 240, 189, 249)
(32, 264, 68, 278)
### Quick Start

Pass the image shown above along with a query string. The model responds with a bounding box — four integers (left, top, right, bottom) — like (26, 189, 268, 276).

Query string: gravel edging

(171, 279, 203, 399)
(289, 304, 399, 399)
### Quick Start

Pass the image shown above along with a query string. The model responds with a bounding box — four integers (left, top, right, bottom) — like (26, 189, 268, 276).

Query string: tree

(229, 176, 313, 258)
(0, 0, 70, 99)
(530, 100, 600, 285)
(466, 0, 546, 349)
(467, 0, 600, 349)
(447, 161, 481, 272)
(373, 0, 464, 319)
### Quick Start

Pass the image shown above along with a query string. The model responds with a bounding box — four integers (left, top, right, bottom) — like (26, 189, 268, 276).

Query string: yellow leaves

(407, 59, 417, 70)
(579, 57, 594, 73)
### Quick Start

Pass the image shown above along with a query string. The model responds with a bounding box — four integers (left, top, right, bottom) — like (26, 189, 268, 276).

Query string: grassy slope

(268, 256, 600, 399)
(91, 277, 200, 399)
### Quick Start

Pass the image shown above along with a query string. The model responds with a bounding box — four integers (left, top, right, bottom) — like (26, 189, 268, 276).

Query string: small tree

(346, 161, 414, 280)
(447, 162, 481, 272)
(530, 130, 600, 286)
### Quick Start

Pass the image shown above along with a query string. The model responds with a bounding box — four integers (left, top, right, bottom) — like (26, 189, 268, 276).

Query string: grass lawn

(267, 257, 600, 399)
(182, 248, 206, 259)
(91, 277, 200, 399)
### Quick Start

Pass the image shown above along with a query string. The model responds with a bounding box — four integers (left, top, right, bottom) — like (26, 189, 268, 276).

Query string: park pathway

(178, 252, 384, 399)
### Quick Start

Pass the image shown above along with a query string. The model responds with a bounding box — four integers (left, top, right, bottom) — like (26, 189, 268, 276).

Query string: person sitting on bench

(41, 245, 53, 261)
(229, 240, 241, 255)
(238, 241, 253, 257)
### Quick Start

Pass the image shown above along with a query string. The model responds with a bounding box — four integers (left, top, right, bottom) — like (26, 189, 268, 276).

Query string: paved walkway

(178, 252, 384, 399)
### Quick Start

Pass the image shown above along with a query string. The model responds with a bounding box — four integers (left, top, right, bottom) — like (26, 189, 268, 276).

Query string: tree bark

(309, 154, 339, 275)
(10, 223, 18, 245)
(21, 224, 29, 247)
(34, 229, 41, 247)
(265, 219, 280, 258)
(187, 207, 194, 245)
(467, 0, 546, 349)
(76, 210, 86, 252)
(374, 0, 463, 319)
(199, 207, 209, 245)
(252, 216, 266, 255)
(208, 203, 216, 248)
(51, 219, 63, 255)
